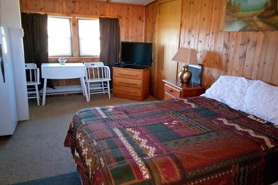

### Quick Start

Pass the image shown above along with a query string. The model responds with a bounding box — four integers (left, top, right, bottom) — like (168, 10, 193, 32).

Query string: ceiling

(95, 0, 156, 6)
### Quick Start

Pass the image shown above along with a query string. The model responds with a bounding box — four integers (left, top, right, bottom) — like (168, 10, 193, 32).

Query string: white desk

(41, 63, 88, 106)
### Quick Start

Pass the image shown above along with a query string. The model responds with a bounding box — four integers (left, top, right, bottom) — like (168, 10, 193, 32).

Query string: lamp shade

(172, 47, 198, 65)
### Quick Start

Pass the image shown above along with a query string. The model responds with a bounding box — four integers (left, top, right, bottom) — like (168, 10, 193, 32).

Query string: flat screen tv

(120, 42, 152, 67)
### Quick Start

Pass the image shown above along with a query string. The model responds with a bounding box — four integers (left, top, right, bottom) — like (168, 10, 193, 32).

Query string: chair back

(25, 63, 40, 84)
(84, 62, 104, 68)
(85, 65, 110, 81)
(25, 63, 41, 105)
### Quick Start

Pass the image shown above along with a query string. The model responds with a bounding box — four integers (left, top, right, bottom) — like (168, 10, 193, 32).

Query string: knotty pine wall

(146, 0, 278, 92)
(20, 0, 145, 66)
(20, 0, 145, 46)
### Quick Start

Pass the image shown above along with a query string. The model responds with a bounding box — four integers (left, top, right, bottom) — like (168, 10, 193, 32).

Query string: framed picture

(225, 0, 278, 31)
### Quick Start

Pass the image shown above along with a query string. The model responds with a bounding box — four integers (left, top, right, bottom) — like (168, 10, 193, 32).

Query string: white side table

(41, 63, 88, 106)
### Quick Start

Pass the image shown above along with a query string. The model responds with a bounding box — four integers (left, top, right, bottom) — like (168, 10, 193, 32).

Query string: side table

(163, 79, 206, 100)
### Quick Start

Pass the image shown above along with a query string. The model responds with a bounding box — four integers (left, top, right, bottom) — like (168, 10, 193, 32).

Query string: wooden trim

(158, 0, 177, 5)
(48, 57, 100, 63)
(153, 3, 160, 97)
(20, 11, 116, 19)
(71, 17, 79, 57)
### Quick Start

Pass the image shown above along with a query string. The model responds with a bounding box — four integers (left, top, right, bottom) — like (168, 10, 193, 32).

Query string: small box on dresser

(163, 79, 206, 100)
(113, 67, 150, 101)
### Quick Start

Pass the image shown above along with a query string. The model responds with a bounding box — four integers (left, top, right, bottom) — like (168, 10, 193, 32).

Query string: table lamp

(172, 47, 198, 83)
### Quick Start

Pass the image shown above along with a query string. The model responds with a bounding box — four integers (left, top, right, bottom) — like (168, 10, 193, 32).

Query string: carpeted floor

(0, 94, 156, 185)
(12, 172, 81, 185)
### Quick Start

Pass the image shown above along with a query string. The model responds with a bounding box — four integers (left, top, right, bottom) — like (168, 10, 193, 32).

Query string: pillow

(243, 80, 278, 125)
(202, 75, 254, 110)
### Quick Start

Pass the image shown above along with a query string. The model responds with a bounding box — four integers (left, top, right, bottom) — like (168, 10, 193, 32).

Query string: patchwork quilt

(64, 97, 278, 185)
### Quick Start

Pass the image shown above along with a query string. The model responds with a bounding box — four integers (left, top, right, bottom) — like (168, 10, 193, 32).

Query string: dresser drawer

(114, 68, 142, 79)
(114, 77, 142, 88)
(114, 86, 141, 96)
(164, 84, 181, 98)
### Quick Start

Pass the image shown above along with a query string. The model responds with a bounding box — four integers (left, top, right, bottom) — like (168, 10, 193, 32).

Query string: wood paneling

(20, 0, 145, 43)
(144, 1, 158, 43)
(146, 0, 278, 97)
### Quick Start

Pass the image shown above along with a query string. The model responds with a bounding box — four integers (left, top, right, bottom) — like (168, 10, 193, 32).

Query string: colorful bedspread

(64, 97, 278, 185)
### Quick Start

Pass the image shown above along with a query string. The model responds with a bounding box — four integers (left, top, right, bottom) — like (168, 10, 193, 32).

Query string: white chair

(84, 62, 111, 101)
(25, 63, 40, 106)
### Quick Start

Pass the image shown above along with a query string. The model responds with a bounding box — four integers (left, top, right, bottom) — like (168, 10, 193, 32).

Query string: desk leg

(80, 77, 89, 102)
(80, 77, 86, 97)
(42, 78, 47, 106)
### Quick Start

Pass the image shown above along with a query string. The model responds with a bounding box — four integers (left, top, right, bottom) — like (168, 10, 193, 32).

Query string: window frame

(47, 15, 101, 59)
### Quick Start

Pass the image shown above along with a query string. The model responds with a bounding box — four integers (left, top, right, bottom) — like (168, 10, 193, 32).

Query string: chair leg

(102, 82, 105, 94)
(35, 85, 40, 106)
(87, 82, 91, 101)
(107, 81, 111, 99)
(42, 78, 47, 106)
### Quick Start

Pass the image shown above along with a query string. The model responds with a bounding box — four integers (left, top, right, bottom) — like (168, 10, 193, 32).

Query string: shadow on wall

(202, 51, 224, 87)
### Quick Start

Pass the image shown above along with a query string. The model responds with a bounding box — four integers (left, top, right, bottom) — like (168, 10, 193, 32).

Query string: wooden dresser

(113, 67, 150, 101)
(163, 79, 206, 100)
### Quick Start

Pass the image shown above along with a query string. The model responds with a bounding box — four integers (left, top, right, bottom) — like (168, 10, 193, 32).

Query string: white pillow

(243, 80, 278, 125)
(202, 75, 253, 110)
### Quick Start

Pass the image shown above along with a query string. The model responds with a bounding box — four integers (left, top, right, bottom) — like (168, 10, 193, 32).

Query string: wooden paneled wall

(20, 0, 145, 43)
(146, 0, 278, 91)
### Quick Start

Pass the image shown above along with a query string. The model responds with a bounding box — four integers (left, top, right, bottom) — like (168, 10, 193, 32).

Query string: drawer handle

(169, 89, 174, 93)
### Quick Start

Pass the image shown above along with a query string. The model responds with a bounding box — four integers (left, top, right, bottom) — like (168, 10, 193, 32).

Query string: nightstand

(162, 79, 206, 100)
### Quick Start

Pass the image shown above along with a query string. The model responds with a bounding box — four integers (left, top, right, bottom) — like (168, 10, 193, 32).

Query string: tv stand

(113, 67, 150, 101)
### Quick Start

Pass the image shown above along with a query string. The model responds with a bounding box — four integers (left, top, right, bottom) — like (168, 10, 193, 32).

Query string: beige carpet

(0, 94, 157, 185)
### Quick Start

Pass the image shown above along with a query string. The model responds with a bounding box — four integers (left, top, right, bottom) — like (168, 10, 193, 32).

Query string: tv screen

(120, 42, 152, 67)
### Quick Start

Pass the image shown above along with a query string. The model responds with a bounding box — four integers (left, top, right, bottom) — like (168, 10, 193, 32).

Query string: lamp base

(178, 65, 191, 83)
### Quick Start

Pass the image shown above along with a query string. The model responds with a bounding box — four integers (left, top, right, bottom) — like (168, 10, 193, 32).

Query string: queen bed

(64, 76, 278, 185)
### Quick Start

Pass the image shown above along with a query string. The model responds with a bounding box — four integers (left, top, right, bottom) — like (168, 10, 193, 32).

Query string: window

(78, 19, 100, 56)
(47, 16, 100, 57)
(48, 17, 72, 56)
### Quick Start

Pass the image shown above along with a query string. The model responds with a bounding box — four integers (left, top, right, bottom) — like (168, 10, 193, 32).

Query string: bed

(64, 76, 278, 185)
